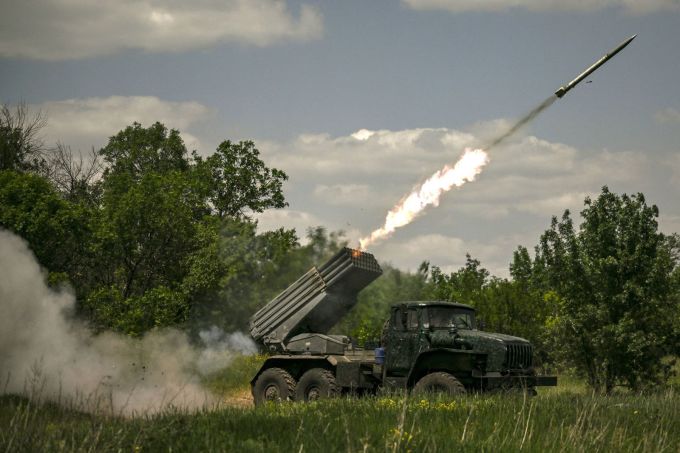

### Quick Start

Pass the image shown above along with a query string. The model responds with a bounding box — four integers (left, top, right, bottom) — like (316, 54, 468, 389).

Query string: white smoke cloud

(0, 230, 256, 415)
(403, 0, 680, 14)
(196, 328, 257, 375)
(0, 0, 323, 60)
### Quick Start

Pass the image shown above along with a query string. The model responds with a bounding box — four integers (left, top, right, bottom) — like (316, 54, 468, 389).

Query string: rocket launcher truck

(249, 248, 556, 404)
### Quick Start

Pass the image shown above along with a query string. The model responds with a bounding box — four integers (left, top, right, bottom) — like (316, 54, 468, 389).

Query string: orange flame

(359, 147, 489, 250)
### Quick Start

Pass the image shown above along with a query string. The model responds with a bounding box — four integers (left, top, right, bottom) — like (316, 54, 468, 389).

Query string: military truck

(249, 248, 556, 405)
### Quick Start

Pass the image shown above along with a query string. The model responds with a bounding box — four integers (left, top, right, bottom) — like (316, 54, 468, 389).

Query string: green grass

(2, 376, 678, 452)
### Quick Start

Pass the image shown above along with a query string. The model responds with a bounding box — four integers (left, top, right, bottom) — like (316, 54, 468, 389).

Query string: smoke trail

(358, 95, 558, 249)
(0, 230, 255, 415)
(483, 95, 557, 150)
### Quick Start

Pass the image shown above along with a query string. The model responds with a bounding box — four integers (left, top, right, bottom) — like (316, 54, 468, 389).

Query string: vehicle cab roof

(392, 301, 475, 311)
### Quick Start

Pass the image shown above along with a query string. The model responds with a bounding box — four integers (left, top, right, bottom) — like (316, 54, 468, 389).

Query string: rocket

(555, 35, 636, 98)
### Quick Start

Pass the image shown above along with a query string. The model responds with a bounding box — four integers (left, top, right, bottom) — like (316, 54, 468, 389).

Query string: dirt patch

(222, 388, 254, 408)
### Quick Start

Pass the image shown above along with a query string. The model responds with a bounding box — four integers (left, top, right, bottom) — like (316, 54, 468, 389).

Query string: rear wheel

(295, 368, 340, 402)
(413, 372, 466, 396)
(252, 367, 296, 406)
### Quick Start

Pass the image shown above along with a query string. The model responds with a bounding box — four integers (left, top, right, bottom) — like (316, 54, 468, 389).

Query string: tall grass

(2, 378, 678, 452)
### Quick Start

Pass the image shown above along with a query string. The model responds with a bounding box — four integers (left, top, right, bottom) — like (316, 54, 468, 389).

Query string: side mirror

(478, 318, 486, 330)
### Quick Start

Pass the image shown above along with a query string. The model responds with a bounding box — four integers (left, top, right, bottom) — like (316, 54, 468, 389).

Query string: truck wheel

(252, 367, 296, 405)
(295, 368, 339, 402)
(413, 372, 466, 396)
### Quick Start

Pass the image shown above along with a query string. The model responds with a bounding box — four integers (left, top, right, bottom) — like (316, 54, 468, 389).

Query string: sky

(1, 0, 679, 276)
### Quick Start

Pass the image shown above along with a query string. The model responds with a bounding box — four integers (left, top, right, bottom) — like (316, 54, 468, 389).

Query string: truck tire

(295, 368, 340, 402)
(413, 372, 466, 396)
(252, 367, 296, 405)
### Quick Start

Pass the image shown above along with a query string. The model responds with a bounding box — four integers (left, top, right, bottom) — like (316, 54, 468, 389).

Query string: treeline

(0, 105, 347, 336)
(1, 104, 678, 392)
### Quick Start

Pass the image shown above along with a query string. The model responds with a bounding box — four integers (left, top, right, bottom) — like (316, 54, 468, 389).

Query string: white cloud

(255, 209, 324, 236)
(313, 184, 377, 206)
(659, 214, 680, 236)
(403, 0, 680, 13)
(259, 127, 478, 179)
(0, 0, 323, 60)
(655, 107, 680, 124)
(260, 125, 647, 217)
(34, 96, 214, 151)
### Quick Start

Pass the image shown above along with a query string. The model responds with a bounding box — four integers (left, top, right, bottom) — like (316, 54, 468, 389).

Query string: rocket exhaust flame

(359, 148, 489, 249)
(357, 96, 557, 250)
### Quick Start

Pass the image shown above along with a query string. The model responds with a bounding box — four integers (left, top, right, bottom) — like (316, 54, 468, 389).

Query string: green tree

(427, 254, 488, 305)
(537, 187, 678, 392)
(194, 140, 288, 219)
(185, 218, 299, 333)
(99, 122, 189, 179)
(0, 171, 91, 289)
(83, 122, 293, 335)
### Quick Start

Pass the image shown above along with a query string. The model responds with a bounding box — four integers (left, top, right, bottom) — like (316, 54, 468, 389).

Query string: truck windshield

(427, 307, 476, 330)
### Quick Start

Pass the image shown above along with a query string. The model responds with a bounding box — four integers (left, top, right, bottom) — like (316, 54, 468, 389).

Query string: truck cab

(382, 302, 554, 393)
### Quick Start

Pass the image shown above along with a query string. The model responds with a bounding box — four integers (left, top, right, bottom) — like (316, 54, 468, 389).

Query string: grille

(505, 343, 533, 369)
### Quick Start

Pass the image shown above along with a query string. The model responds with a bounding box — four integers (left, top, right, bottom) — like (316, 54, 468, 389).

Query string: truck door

(385, 306, 420, 376)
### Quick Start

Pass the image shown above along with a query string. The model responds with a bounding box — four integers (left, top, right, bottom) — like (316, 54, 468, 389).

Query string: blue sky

(2, 0, 679, 275)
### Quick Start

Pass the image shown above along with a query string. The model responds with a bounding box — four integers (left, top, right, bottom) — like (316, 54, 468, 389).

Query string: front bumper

(476, 372, 557, 388)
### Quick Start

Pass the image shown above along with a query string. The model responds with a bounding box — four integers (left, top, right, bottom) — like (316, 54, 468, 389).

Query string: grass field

(1, 356, 678, 452)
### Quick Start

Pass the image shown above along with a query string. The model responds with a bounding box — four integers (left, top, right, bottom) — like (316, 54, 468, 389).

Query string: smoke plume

(358, 95, 558, 249)
(0, 230, 255, 415)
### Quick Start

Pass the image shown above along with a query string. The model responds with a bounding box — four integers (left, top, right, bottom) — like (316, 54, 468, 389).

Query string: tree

(194, 140, 288, 219)
(185, 219, 300, 333)
(427, 254, 489, 305)
(46, 143, 103, 205)
(99, 122, 189, 179)
(0, 102, 48, 173)
(85, 123, 215, 333)
(83, 122, 295, 335)
(536, 187, 678, 392)
(0, 171, 91, 289)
